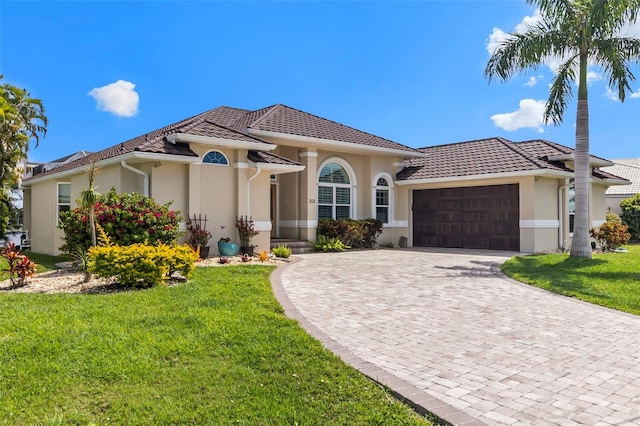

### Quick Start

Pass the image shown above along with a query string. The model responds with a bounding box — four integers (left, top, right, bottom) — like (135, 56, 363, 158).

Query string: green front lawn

(0, 265, 430, 425)
(502, 245, 640, 315)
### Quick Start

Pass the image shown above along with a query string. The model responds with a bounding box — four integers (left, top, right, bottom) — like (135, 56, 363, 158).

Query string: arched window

(318, 161, 353, 219)
(202, 150, 229, 165)
(375, 177, 390, 224)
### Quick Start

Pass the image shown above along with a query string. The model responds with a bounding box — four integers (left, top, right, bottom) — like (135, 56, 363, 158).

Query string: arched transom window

(318, 162, 352, 219)
(202, 150, 229, 165)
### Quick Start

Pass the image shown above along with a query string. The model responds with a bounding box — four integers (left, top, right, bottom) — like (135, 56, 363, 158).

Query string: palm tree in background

(0, 75, 47, 236)
(485, 0, 640, 258)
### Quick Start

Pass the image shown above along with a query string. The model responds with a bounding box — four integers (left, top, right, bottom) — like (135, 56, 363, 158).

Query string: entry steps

(270, 239, 314, 254)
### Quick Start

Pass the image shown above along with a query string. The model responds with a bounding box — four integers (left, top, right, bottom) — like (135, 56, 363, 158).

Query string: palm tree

(485, 0, 640, 258)
(0, 75, 47, 235)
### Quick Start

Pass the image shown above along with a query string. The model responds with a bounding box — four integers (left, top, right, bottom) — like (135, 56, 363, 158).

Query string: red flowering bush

(59, 187, 182, 254)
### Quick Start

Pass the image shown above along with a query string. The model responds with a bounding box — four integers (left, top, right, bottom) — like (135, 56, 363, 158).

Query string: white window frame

(202, 150, 230, 166)
(317, 157, 357, 220)
(372, 172, 394, 225)
(57, 182, 71, 223)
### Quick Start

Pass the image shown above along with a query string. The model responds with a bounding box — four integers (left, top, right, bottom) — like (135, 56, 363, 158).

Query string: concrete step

(270, 239, 314, 255)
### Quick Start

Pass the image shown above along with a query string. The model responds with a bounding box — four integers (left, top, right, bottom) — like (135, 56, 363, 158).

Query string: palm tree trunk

(570, 101, 592, 258)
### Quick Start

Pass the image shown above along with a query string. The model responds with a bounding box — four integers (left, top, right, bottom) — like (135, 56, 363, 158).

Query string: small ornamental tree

(59, 187, 182, 254)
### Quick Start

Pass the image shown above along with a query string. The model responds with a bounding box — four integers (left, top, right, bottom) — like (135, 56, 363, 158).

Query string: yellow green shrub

(88, 243, 197, 288)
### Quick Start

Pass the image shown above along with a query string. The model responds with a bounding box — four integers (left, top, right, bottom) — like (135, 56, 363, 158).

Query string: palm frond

(545, 56, 577, 125)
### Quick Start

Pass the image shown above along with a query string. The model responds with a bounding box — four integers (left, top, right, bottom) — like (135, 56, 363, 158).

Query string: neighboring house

(601, 159, 640, 213)
(21, 104, 627, 255)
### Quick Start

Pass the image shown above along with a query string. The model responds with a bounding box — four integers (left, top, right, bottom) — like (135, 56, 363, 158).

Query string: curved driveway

(272, 248, 640, 426)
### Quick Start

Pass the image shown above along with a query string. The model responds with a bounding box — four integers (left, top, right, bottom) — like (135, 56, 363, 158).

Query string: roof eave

(252, 163, 305, 175)
(167, 133, 276, 152)
(22, 151, 200, 186)
(547, 153, 613, 167)
(395, 169, 574, 186)
(247, 129, 428, 158)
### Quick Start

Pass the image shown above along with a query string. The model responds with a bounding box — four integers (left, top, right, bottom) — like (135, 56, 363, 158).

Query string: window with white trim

(202, 150, 229, 165)
(375, 177, 390, 224)
(318, 162, 352, 219)
(57, 183, 71, 222)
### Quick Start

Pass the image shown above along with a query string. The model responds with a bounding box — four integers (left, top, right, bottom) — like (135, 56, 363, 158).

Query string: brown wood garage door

(413, 184, 520, 251)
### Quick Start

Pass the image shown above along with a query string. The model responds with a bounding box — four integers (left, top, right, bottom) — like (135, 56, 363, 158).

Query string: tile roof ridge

(280, 104, 408, 146)
(520, 138, 574, 154)
(200, 118, 274, 144)
(496, 137, 556, 170)
(242, 104, 282, 129)
(417, 136, 510, 151)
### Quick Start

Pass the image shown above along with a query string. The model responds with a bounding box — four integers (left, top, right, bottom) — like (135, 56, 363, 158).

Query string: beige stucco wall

(606, 195, 629, 214)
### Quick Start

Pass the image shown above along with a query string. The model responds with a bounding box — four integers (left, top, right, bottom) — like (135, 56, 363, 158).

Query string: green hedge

(316, 218, 383, 248)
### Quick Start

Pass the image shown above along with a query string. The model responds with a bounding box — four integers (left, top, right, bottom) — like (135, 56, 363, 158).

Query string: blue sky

(2, 0, 640, 163)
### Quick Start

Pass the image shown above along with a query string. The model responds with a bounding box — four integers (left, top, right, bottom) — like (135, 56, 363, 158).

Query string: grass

(0, 264, 431, 425)
(502, 244, 640, 315)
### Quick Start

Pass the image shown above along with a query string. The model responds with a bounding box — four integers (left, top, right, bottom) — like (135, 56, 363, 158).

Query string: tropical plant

(258, 250, 269, 262)
(80, 159, 100, 248)
(0, 75, 47, 235)
(236, 215, 259, 247)
(313, 235, 350, 252)
(485, 0, 640, 258)
(272, 245, 292, 258)
(590, 221, 631, 251)
(185, 215, 212, 247)
(1, 242, 36, 288)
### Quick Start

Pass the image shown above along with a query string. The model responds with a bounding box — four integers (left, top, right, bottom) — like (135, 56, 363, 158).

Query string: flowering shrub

(59, 188, 182, 254)
(590, 221, 631, 251)
(88, 243, 197, 288)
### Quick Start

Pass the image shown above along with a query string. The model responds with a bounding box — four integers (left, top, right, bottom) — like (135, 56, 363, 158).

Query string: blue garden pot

(218, 240, 239, 256)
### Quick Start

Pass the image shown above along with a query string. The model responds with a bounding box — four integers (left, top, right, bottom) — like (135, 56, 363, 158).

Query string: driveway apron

(274, 249, 640, 426)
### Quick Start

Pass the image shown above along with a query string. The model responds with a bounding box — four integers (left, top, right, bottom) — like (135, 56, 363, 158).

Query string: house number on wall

(309, 199, 316, 203)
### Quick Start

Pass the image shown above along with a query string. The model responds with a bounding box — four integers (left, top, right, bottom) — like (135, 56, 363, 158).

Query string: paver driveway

(273, 248, 640, 426)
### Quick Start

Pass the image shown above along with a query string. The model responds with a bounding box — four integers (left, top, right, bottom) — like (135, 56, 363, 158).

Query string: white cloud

(587, 70, 602, 84)
(88, 80, 139, 117)
(524, 76, 542, 87)
(490, 99, 547, 132)
(486, 27, 511, 55)
(514, 9, 542, 33)
(486, 9, 541, 56)
(631, 89, 640, 99)
(606, 86, 620, 101)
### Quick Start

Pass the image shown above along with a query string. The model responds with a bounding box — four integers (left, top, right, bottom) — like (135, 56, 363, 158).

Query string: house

(601, 159, 640, 213)
(21, 104, 628, 255)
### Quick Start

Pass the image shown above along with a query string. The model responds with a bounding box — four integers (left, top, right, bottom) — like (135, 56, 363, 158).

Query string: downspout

(247, 166, 262, 216)
(558, 180, 571, 250)
(121, 160, 149, 196)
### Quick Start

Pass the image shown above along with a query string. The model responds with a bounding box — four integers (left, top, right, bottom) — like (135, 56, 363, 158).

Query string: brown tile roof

(233, 104, 421, 153)
(26, 103, 419, 181)
(517, 139, 613, 165)
(397, 137, 572, 181)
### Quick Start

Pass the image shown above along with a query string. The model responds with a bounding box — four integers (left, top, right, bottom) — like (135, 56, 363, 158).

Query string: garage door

(413, 184, 520, 251)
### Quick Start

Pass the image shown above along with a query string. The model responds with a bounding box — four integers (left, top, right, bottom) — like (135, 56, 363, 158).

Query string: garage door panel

(413, 184, 519, 251)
